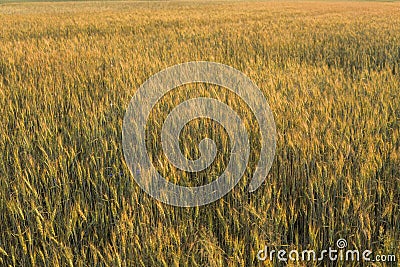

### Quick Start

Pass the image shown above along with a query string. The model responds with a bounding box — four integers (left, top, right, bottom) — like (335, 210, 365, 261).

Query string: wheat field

(0, 1, 399, 266)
